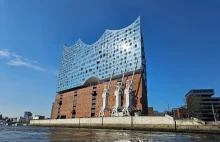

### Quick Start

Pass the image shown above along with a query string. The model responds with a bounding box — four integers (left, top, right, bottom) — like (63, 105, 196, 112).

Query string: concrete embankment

(30, 115, 220, 134)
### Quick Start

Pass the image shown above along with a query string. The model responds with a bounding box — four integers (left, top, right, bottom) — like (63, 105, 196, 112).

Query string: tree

(185, 94, 202, 118)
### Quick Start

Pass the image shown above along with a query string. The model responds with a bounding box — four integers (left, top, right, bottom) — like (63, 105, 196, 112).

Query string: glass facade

(57, 17, 146, 92)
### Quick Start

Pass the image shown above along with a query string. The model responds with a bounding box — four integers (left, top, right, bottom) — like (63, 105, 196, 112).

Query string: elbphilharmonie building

(52, 17, 148, 119)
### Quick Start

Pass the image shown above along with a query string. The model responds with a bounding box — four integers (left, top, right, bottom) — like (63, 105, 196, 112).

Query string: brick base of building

(52, 73, 148, 119)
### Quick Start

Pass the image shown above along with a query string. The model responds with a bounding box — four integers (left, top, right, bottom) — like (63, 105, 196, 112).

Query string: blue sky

(0, 0, 220, 117)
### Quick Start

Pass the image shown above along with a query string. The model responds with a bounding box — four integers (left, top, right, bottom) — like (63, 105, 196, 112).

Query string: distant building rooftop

(185, 89, 214, 97)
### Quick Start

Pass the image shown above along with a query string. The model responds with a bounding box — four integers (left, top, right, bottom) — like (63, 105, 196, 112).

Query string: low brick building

(147, 107, 154, 116)
(52, 74, 148, 119)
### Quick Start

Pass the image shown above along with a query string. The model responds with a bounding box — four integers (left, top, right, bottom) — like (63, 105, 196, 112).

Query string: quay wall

(30, 116, 220, 134)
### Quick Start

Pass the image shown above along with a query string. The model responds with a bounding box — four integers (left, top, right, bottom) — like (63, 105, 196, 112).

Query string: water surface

(0, 126, 220, 142)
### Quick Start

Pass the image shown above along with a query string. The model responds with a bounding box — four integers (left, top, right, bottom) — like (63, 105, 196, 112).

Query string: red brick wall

(60, 91, 74, 118)
(52, 74, 148, 119)
(148, 107, 154, 116)
(173, 109, 180, 118)
(75, 87, 93, 118)
(52, 94, 60, 119)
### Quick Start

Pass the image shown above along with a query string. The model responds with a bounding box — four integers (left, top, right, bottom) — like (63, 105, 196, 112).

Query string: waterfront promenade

(30, 115, 220, 134)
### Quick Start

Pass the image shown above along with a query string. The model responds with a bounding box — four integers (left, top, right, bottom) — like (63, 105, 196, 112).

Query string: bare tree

(211, 103, 219, 123)
(185, 94, 202, 118)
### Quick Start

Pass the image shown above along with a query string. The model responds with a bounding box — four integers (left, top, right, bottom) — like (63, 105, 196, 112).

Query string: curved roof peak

(69, 17, 140, 47)
(76, 38, 83, 43)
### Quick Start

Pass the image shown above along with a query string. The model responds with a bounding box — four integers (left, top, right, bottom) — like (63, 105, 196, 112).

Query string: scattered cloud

(0, 49, 57, 75)
(7, 59, 47, 71)
(11, 53, 22, 59)
(0, 49, 10, 58)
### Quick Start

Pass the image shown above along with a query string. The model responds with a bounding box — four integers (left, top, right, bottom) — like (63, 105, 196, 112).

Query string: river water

(0, 126, 220, 142)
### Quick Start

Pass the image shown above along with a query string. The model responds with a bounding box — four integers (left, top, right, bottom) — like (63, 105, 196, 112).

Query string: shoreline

(30, 124, 220, 134)
(30, 116, 220, 134)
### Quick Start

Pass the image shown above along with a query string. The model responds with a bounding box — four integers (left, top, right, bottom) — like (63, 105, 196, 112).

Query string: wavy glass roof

(57, 17, 145, 92)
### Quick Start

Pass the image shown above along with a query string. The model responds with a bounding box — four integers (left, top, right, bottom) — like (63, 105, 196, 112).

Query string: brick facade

(52, 74, 148, 119)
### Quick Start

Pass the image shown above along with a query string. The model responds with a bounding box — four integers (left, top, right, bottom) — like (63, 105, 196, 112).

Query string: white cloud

(7, 59, 46, 71)
(11, 53, 22, 58)
(0, 49, 10, 58)
(0, 49, 57, 75)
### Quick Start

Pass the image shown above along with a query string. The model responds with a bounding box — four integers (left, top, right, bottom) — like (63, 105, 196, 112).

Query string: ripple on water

(0, 126, 220, 142)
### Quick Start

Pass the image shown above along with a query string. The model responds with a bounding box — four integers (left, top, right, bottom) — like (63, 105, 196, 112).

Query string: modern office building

(185, 89, 220, 122)
(24, 112, 32, 118)
(52, 17, 148, 119)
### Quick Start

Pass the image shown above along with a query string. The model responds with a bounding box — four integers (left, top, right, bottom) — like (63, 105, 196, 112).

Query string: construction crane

(98, 68, 115, 117)
(122, 59, 138, 116)
(111, 66, 126, 117)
